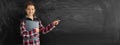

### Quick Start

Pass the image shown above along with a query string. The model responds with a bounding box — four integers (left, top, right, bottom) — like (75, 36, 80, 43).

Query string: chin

(28, 14, 34, 16)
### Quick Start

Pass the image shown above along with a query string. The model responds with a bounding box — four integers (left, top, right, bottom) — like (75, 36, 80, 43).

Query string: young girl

(20, 1, 60, 45)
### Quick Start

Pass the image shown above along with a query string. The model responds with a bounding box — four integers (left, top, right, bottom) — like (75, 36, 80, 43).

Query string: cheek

(26, 10, 29, 13)
(32, 10, 35, 13)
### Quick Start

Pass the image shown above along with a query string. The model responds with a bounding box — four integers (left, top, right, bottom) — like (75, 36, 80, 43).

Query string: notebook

(25, 20, 39, 31)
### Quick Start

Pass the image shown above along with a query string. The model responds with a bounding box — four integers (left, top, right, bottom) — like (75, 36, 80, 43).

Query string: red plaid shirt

(20, 17, 55, 45)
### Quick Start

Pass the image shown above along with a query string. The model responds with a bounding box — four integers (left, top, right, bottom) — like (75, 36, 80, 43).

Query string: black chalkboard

(0, 0, 120, 45)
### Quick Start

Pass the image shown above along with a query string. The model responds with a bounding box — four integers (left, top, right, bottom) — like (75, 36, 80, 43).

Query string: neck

(26, 15, 34, 20)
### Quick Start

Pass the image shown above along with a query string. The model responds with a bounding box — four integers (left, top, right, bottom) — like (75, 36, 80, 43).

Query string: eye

(32, 8, 35, 10)
(27, 8, 30, 10)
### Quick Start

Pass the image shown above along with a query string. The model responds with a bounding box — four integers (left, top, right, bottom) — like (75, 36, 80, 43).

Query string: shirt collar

(25, 16, 38, 21)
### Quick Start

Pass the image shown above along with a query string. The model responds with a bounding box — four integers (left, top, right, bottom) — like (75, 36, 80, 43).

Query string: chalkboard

(0, 0, 120, 45)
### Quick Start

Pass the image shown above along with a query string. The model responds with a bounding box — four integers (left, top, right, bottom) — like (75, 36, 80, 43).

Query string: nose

(29, 10, 33, 13)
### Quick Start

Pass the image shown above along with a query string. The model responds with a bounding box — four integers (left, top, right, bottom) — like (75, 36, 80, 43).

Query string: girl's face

(26, 5, 35, 16)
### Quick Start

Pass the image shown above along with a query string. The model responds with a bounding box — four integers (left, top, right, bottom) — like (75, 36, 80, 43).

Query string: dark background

(0, 0, 120, 45)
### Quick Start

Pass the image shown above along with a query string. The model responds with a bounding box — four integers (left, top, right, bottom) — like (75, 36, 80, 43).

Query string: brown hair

(25, 1, 35, 9)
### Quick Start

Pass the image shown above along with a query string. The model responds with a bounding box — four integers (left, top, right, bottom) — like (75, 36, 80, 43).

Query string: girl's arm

(39, 21, 55, 34)
(20, 20, 38, 38)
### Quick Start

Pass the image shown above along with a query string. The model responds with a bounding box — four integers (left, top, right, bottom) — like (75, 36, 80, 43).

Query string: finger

(55, 20, 60, 21)
(57, 20, 60, 21)
(56, 20, 60, 22)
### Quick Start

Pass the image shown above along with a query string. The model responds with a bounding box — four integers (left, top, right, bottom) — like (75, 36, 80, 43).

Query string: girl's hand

(35, 28, 39, 33)
(52, 20, 60, 26)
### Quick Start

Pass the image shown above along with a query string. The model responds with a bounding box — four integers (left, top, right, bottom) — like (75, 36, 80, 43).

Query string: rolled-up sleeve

(39, 21, 55, 34)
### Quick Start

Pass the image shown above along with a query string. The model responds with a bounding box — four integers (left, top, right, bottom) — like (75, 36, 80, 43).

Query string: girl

(20, 1, 60, 45)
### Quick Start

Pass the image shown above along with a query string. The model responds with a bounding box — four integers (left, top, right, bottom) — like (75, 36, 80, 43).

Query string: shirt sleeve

(39, 20, 55, 34)
(20, 20, 38, 38)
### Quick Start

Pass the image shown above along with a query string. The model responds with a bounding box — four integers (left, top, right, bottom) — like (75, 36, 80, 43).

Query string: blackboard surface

(0, 0, 120, 45)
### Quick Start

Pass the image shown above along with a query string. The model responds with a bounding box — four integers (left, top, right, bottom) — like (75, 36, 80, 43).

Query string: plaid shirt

(20, 17, 55, 45)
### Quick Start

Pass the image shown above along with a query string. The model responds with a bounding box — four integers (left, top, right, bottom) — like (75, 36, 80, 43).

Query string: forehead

(26, 5, 35, 8)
